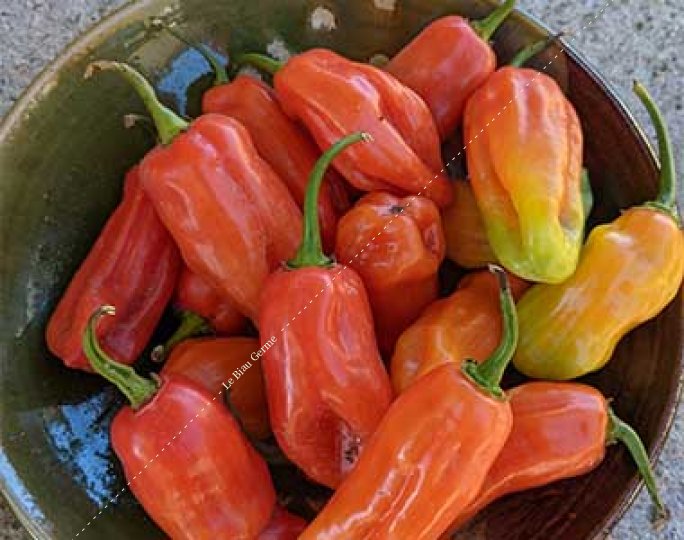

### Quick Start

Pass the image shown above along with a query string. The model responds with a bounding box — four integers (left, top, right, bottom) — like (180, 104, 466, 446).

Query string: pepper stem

(288, 132, 372, 269)
(607, 407, 667, 519)
(462, 265, 518, 399)
(581, 168, 594, 221)
(472, 0, 516, 42)
(85, 61, 189, 145)
(164, 27, 230, 86)
(151, 310, 211, 363)
(235, 53, 283, 75)
(82, 306, 158, 409)
(633, 81, 677, 214)
(509, 34, 560, 68)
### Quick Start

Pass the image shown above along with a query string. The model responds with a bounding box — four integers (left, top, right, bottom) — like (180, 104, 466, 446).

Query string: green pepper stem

(607, 407, 666, 518)
(85, 61, 189, 145)
(83, 306, 158, 409)
(288, 132, 372, 269)
(235, 53, 283, 75)
(633, 81, 677, 212)
(151, 310, 211, 363)
(164, 27, 230, 86)
(472, 0, 516, 42)
(580, 168, 594, 221)
(462, 265, 518, 399)
(509, 34, 560, 68)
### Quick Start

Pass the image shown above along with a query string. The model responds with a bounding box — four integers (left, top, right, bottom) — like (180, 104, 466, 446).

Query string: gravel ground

(1, 1, 682, 539)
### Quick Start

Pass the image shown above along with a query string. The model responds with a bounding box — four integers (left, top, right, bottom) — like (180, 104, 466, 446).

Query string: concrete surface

(1, 0, 682, 538)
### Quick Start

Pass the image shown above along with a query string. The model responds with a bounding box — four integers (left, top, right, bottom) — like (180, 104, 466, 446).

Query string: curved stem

(581, 168, 594, 221)
(509, 34, 559, 68)
(82, 306, 158, 409)
(151, 310, 211, 362)
(633, 81, 677, 212)
(165, 27, 229, 85)
(235, 53, 283, 76)
(85, 61, 189, 145)
(288, 132, 372, 269)
(472, 0, 516, 42)
(462, 265, 518, 399)
(607, 407, 666, 518)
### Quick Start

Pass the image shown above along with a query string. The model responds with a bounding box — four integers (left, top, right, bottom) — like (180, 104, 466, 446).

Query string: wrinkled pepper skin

(175, 267, 247, 335)
(514, 82, 684, 380)
(258, 507, 308, 540)
(300, 363, 512, 540)
(391, 270, 529, 393)
(301, 266, 518, 539)
(515, 208, 684, 379)
(162, 337, 271, 440)
(386, 16, 495, 139)
(442, 180, 498, 268)
(464, 66, 585, 283)
(258, 134, 393, 489)
(46, 167, 180, 371)
(335, 192, 446, 356)
(84, 309, 276, 540)
(203, 74, 350, 252)
(259, 266, 393, 488)
(447, 382, 665, 532)
(270, 49, 452, 206)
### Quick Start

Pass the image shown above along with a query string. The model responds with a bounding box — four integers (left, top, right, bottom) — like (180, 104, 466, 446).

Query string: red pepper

(335, 191, 445, 356)
(447, 382, 665, 531)
(183, 41, 350, 253)
(238, 49, 452, 207)
(300, 266, 517, 539)
(46, 166, 180, 371)
(386, 0, 516, 138)
(86, 62, 302, 320)
(258, 506, 307, 540)
(259, 133, 393, 489)
(83, 307, 276, 539)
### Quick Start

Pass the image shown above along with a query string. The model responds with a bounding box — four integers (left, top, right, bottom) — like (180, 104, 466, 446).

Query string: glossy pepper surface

(46, 166, 180, 371)
(515, 83, 684, 379)
(84, 307, 276, 539)
(258, 507, 308, 540)
(442, 180, 498, 268)
(194, 45, 349, 253)
(385, 0, 515, 138)
(238, 49, 452, 207)
(259, 133, 393, 489)
(447, 382, 665, 531)
(162, 337, 271, 440)
(464, 48, 585, 283)
(300, 266, 517, 539)
(335, 191, 445, 356)
(86, 61, 302, 320)
(391, 269, 528, 393)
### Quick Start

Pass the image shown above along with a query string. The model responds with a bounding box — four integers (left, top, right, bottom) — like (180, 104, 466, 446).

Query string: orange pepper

(162, 337, 271, 440)
(391, 269, 529, 393)
(335, 192, 445, 356)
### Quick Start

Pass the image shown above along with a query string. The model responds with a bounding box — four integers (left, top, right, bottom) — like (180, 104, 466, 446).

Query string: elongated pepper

(238, 49, 452, 207)
(446, 382, 665, 532)
(300, 266, 517, 539)
(464, 42, 585, 283)
(47, 167, 180, 371)
(258, 133, 393, 489)
(386, 0, 516, 138)
(391, 269, 529, 393)
(86, 62, 302, 320)
(83, 307, 275, 539)
(335, 191, 446, 356)
(514, 82, 684, 380)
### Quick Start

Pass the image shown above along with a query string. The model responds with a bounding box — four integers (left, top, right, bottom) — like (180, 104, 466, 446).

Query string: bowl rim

(1, 1, 682, 539)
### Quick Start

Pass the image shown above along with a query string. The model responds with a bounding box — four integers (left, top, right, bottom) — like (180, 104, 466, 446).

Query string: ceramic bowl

(1, 1, 682, 539)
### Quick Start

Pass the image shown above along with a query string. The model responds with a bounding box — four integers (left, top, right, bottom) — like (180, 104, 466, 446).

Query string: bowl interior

(1, 0, 682, 539)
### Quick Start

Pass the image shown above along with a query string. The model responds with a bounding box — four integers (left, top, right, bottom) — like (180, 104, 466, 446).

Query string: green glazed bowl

(1, 1, 682, 539)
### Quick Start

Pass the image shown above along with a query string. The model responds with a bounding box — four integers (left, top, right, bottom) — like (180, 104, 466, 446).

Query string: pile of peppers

(43, 2, 683, 538)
